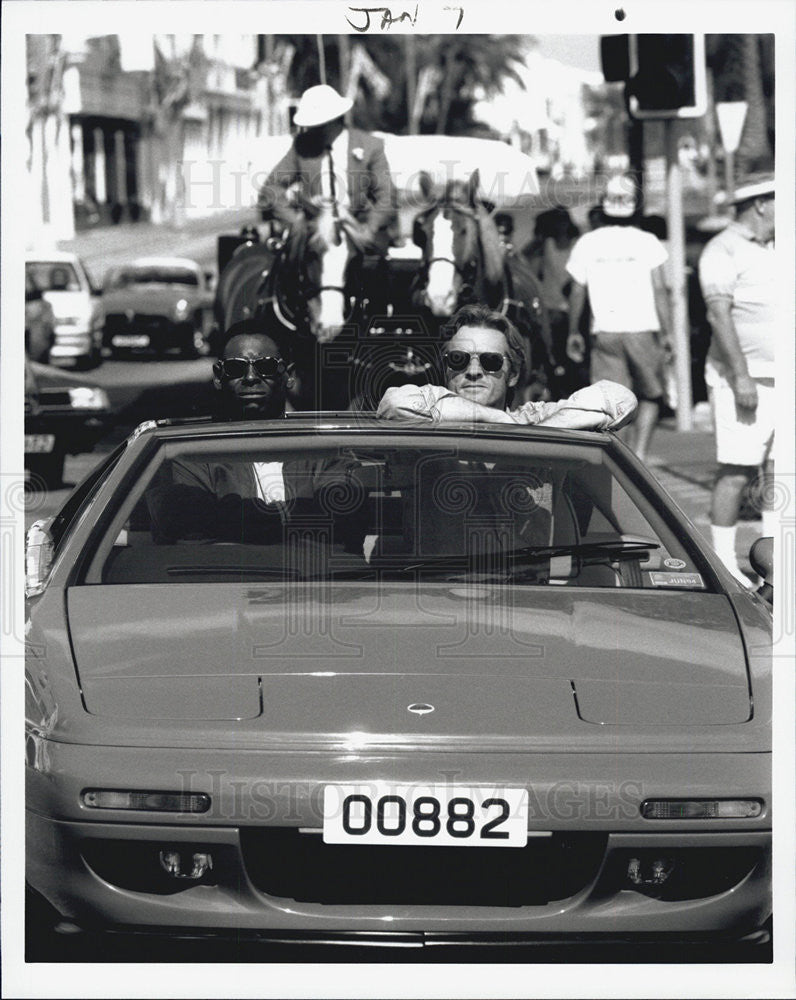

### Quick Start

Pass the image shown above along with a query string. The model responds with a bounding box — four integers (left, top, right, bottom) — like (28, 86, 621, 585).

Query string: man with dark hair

(210, 319, 295, 422)
(378, 304, 636, 430)
(698, 173, 776, 584)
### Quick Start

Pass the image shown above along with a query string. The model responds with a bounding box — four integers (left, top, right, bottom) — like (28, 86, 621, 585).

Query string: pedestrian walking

(698, 173, 776, 584)
(565, 174, 673, 461)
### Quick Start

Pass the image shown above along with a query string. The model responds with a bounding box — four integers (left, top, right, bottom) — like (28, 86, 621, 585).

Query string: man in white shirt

(698, 173, 776, 584)
(565, 174, 672, 461)
(378, 304, 637, 431)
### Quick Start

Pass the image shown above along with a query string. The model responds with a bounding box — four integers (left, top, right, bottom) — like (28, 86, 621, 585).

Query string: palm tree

(706, 34, 773, 177)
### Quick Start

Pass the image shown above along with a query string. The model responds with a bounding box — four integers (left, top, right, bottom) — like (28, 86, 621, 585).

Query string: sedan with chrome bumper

(25, 416, 772, 954)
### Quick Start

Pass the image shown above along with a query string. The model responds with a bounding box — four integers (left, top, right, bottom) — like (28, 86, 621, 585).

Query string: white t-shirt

(252, 462, 286, 503)
(698, 222, 775, 381)
(566, 226, 668, 334)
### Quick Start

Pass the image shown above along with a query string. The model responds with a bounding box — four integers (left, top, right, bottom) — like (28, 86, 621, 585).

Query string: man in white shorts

(698, 173, 775, 584)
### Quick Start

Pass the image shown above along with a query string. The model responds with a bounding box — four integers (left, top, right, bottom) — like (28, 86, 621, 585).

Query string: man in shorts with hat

(698, 173, 776, 584)
(565, 173, 672, 461)
(257, 83, 396, 255)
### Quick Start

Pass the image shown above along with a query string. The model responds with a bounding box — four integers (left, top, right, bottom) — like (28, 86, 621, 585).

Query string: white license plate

(323, 784, 528, 848)
(112, 334, 149, 347)
(24, 434, 55, 454)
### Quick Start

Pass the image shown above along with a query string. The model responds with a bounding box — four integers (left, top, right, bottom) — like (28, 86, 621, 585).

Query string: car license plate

(112, 334, 149, 347)
(323, 784, 528, 847)
(24, 434, 55, 454)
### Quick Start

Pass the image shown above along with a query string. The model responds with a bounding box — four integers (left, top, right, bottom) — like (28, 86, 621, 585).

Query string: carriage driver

(257, 84, 397, 256)
(378, 304, 637, 431)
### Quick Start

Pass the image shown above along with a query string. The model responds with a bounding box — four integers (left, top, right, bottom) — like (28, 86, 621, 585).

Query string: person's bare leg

(711, 465, 756, 525)
(710, 464, 757, 583)
(632, 399, 660, 462)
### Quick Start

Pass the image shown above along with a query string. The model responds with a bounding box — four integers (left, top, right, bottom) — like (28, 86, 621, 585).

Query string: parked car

(24, 359, 111, 488)
(101, 257, 213, 358)
(25, 270, 56, 363)
(26, 251, 104, 369)
(25, 416, 771, 954)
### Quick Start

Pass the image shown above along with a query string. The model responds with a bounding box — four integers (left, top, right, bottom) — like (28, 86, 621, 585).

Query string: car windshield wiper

(167, 566, 300, 578)
(509, 536, 660, 564)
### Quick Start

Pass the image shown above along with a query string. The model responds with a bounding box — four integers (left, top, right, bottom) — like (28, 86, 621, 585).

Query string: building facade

(26, 33, 275, 241)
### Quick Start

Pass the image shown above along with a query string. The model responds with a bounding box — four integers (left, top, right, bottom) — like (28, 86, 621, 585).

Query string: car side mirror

(749, 536, 773, 603)
(26, 519, 55, 598)
(749, 536, 773, 583)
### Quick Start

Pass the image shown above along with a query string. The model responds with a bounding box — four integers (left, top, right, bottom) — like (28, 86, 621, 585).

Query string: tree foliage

(706, 34, 774, 172)
(268, 34, 528, 136)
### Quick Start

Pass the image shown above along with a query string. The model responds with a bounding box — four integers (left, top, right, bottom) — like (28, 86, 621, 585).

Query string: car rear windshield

(89, 435, 711, 591)
(26, 261, 81, 292)
(106, 266, 199, 288)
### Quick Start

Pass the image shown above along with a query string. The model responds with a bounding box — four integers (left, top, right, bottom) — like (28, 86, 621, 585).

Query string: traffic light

(601, 34, 707, 119)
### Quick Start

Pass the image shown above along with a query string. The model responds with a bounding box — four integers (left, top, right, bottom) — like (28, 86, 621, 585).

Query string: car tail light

(640, 799, 763, 819)
(81, 789, 210, 813)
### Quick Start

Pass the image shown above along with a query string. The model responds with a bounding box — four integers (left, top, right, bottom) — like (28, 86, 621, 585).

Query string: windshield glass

(26, 261, 81, 292)
(106, 266, 199, 288)
(89, 438, 706, 590)
(91, 436, 709, 591)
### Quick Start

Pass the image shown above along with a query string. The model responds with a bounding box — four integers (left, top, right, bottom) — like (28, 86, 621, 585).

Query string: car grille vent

(240, 829, 607, 906)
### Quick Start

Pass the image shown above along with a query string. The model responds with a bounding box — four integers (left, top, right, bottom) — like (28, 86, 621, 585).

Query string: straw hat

(730, 172, 774, 205)
(293, 85, 353, 128)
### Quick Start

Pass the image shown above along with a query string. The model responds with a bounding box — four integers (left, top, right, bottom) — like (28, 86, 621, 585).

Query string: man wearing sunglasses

(377, 305, 636, 430)
(150, 321, 365, 548)
(210, 322, 295, 421)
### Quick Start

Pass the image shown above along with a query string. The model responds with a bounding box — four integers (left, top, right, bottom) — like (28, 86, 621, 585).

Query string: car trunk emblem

(407, 703, 435, 715)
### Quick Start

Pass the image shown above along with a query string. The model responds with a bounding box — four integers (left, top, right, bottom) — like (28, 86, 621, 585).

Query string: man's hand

(566, 333, 586, 364)
(732, 373, 759, 410)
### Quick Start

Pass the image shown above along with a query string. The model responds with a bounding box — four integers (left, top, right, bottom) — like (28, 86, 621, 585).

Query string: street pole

(665, 120, 692, 432)
(405, 35, 417, 135)
(724, 149, 735, 205)
(338, 34, 350, 97)
(317, 36, 326, 86)
(715, 102, 747, 209)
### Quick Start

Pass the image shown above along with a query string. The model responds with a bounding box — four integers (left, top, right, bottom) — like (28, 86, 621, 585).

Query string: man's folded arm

(377, 384, 515, 423)
(525, 380, 638, 430)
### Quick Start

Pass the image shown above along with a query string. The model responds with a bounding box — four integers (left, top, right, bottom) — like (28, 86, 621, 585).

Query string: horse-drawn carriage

(212, 135, 550, 410)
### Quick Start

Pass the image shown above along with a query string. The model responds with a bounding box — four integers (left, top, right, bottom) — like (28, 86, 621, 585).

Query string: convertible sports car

(25, 415, 771, 953)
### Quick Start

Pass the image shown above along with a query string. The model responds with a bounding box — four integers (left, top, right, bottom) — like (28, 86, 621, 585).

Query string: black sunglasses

(216, 356, 286, 379)
(442, 350, 507, 374)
